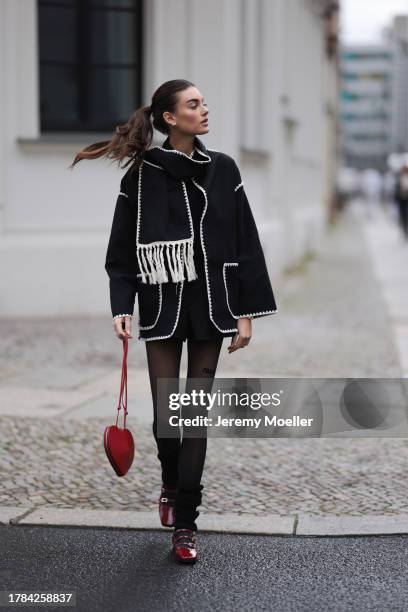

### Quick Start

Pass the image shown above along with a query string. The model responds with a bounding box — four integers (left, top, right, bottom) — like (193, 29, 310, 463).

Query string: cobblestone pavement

(1, 202, 407, 518)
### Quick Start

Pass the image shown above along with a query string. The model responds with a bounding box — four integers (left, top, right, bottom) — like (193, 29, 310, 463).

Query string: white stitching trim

(135, 238, 192, 247)
(195, 148, 210, 158)
(143, 148, 197, 171)
(138, 284, 163, 330)
(236, 309, 278, 317)
(143, 159, 164, 170)
(181, 180, 195, 242)
(137, 163, 143, 245)
(119, 191, 129, 198)
(222, 262, 278, 319)
(148, 146, 211, 164)
(113, 313, 133, 319)
(223, 262, 239, 318)
(140, 280, 185, 341)
(234, 181, 244, 192)
(191, 179, 238, 333)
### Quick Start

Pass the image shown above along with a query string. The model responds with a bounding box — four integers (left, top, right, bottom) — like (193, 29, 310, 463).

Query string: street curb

(2, 506, 408, 536)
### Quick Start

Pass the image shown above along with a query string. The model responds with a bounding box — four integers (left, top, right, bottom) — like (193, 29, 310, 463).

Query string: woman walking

(70, 79, 278, 564)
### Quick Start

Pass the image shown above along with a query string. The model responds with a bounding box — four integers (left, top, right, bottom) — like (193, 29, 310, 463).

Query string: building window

(38, 0, 143, 132)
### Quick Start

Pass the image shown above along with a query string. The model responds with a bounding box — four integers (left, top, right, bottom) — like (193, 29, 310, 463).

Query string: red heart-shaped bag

(104, 336, 135, 476)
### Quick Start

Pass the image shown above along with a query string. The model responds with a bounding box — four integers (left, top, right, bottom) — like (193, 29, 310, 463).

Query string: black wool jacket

(105, 135, 278, 341)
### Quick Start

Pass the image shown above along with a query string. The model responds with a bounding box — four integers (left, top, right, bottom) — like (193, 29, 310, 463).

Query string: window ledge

(16, 132, 114, 149)
(16, 133, 172, 153)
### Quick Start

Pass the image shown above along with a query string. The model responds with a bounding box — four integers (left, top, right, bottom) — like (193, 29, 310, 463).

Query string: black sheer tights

(145, 337, 223, 530)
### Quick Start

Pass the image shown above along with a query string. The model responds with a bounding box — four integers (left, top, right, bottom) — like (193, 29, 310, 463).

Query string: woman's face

(163, 86, 209, 136)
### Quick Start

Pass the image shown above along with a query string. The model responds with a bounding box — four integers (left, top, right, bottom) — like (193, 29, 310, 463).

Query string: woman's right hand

(113, 315, 133, 340)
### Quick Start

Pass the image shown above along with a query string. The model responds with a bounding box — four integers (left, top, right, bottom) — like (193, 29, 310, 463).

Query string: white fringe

(136, 238, 198, 284)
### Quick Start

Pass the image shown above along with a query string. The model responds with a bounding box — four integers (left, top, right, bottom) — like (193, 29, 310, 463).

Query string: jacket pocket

(137, 282, 162, 329)
(223, 262, 239, 318)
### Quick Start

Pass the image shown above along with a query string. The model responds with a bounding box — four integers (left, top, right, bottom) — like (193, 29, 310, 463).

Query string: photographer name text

(168, 415, 314, 428)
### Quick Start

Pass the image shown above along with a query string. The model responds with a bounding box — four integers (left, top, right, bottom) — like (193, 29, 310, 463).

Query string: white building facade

(0, 0, 339, 318)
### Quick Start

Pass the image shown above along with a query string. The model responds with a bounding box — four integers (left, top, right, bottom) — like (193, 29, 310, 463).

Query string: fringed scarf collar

(137, 135, 212, 285)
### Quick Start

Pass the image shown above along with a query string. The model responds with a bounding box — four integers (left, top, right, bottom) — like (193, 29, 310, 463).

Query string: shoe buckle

(173, 530, 196, 547)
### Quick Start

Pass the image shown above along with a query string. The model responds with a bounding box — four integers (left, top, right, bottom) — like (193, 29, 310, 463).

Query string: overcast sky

(341, 0, 408, 43)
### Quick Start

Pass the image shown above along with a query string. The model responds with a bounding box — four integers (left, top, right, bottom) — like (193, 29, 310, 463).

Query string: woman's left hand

(227, 317, 252, 353)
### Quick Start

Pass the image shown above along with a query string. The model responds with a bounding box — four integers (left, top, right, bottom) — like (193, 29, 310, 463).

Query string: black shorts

(171, 257, 237, 342)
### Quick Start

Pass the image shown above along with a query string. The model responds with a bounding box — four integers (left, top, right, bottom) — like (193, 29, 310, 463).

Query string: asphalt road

(1, 525, 408, 611)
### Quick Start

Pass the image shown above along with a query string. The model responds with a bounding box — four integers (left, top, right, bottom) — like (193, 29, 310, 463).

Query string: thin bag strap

(116, 336, 128, 428)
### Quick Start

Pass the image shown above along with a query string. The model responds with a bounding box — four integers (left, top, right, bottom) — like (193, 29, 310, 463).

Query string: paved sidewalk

(359, 197, 408, 377)
(1, 202, 408, 534)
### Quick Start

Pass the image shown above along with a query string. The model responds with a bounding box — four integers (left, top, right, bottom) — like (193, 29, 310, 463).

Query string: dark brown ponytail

(68, 79, 195, 175)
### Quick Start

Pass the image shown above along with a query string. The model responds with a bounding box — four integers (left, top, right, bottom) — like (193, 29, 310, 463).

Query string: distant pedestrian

(394, 164, 408, 241)
(360, 168, 382, 220)
(383, 170, 396, 208)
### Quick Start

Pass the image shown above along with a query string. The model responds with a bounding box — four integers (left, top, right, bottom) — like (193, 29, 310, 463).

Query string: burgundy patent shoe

(172, 528, 198, 564)
(159, 485, 177, 527)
